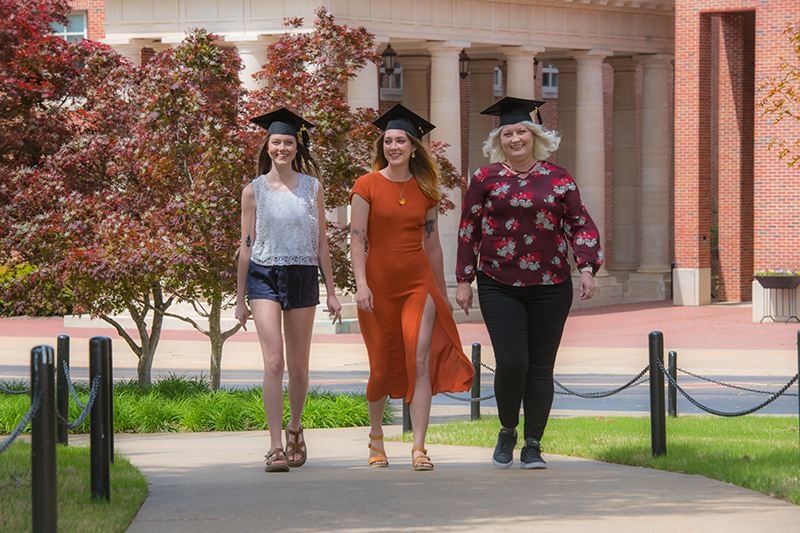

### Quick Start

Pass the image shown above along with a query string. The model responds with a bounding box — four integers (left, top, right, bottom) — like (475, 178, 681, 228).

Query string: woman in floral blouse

(455, 97, 603, 470)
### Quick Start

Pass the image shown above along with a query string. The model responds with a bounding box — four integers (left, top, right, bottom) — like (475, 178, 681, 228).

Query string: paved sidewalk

(3, 300, 800, 531)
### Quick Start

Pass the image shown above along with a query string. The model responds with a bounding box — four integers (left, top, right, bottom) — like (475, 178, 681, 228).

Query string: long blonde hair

(482, 121, 561, 163)
(372, 131, 441, 201)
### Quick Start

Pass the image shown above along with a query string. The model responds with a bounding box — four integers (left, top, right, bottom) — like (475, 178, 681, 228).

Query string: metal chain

(480, 361, 496, 373)
(0, 471, 31, 491)
(676, 367, 799, 397)
(62, 360, 86, 409)
(0, 384, 30, 395)
(0, 387, 43, 455)
(554, 366, 650, 398)
(657, 359, 799, 417)
(56, 374, 101, 430)
(441, 391, 496, 403)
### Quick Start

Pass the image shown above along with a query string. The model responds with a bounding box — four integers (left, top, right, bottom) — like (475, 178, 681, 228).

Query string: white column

(606, 57, 640, 274)
(112, 43, 143, 66)
(228, 36, 274, 91)
(347, 61, 380, 111)
(424, 41, 469, 287)
(400, 55, 430, 120)
(568, 50, 623, 307)
(501, 46, 542, 99)
(469, 59, 499, 176)
(550, 60, 576, 173)
(628, 54, 674, 301)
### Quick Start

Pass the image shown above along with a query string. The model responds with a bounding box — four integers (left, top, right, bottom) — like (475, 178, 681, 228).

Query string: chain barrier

(656, 358, 799, 417)
(62, 359, 87, 409)
(57, 374, 101, 430)
(441, 391, 497, 402)
(555, 366, 650, 398)
(0, 375, 43, 455)
(0, 384, 30, 395)
(676, 367, 799, 397)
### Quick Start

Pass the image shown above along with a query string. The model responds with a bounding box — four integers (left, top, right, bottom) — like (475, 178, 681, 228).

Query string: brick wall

(68, 0, 105, 41)
(676, 0, 800, 303)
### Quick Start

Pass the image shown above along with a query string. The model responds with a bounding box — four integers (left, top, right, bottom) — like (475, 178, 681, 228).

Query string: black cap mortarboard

(250, 108, 315, 146)
(480, 96, 546, 126)
(372, 104, 435, 139)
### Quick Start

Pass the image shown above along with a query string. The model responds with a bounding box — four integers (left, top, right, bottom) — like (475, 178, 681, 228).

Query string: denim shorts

(246, 262, 320, 311)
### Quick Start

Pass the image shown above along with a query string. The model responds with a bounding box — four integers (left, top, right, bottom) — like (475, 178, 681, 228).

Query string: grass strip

(1, 374, 394, 434)
(395, 415, 800, 505)
(0, 441, 147, 533)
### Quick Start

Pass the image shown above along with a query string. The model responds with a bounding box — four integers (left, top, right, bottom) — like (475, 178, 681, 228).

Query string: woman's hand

(235, 301, 251, 331)
(579, 271, 595, 300)
(326, 294, 343, 325)
(356, 284, 374, 313)
(456, 282, 473, 315)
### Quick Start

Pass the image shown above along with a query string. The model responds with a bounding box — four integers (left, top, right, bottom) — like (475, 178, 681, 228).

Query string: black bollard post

(471, 343, 481, 421)
(102, 337, 114, 463)
(57, 335, 70, 446)
(648, 331, 667, 456)
(89, 337, 110, 501)
(667, 351, 677, 418)
(402, 401, 412, 433)
(31, 345, 57, 533)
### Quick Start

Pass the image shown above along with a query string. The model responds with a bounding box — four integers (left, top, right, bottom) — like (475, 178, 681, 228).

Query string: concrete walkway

(3, 300, 800, 531)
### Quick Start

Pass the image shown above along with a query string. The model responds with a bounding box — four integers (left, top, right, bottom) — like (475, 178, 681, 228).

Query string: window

(379, 63, 403, 101)
(51, 12, 87, 42)
(493, 67, 503, 97)
(541, 63, 559, 98)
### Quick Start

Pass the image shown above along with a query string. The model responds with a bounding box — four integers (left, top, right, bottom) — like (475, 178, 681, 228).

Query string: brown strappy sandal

(368, 433, 389, 467)
(265, 447, 290, 473)
(285, 426, 307, 468)
(412, 447, 434, 471)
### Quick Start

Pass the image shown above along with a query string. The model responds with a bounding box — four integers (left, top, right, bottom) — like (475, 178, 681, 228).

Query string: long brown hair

(257, 135, 322, 180)
(371, 131, 440, 201)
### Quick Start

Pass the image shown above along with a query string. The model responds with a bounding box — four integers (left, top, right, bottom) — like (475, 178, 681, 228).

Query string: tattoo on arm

(351, 228, 366, 237)
(424, 219, 435, 238)
(245, 235, 252, 248)
(318, 257, 327, 284)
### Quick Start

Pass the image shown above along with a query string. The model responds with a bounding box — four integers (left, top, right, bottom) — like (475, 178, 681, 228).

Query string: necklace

(503, 161, 538, 177)
(390, 178, 410, 206)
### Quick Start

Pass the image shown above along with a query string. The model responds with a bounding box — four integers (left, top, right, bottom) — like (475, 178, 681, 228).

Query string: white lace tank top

(251, 173, 319, 267)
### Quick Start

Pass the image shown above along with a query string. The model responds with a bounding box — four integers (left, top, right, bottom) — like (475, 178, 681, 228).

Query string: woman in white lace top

(236, 108, 342, 472)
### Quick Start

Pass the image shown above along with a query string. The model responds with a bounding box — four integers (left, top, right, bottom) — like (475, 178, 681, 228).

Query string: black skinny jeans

(477, 272, 573, 441)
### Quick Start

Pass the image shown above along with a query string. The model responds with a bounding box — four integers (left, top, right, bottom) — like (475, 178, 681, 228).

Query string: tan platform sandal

(412, 447, 434, 471)
(265, 447, 290, 473)
(285, 426, 307, 468)
(368, 433, 389, 467)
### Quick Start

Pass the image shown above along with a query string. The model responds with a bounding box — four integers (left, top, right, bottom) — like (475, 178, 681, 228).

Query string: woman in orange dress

(350, 105, 474, 470)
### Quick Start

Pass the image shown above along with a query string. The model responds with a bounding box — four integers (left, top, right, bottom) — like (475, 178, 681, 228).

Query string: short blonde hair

(482, 121, 561, 163)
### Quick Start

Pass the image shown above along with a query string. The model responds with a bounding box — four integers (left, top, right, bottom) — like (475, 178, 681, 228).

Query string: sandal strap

(266, 447, 287, 464)
(411, 447, 427, 454)
(368, 433, 384, 440)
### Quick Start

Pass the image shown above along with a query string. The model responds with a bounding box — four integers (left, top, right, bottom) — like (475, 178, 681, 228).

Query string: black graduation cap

(250, 108, 315, 146)
(372, 104, 435, 139)
(481, 96, 546, 126)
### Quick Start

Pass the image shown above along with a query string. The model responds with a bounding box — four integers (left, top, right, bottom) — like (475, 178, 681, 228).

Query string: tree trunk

(206, 289, 240, 391)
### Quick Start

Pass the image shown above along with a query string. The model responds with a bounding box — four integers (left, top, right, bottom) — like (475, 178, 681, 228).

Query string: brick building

(65, 1, 800, 318)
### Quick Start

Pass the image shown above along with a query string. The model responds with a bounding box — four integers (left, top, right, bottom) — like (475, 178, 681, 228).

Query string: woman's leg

(250, 299, 286, 455)
(282, 305, 316, 463)
(368, 396, 389, 465)
(477, 276, 529, 431)
(409, 295, 436, 466)
(521, 280, 573, 441)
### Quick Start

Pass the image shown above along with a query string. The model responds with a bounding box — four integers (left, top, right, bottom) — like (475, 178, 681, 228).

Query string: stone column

(501, 46, 542, 99)
(606, 57, 640, 284)
(549, 60, 576, 174)
(347, 61, 380, 111)
(424, 41, 469, 290)
(111, 42, 144, 66)
(469, 59, 499, 177)
(628, 54, 674, 300)
(228, 37, 274, 91)
(400, 55, 430, 120)
(568, 50, 623, 307)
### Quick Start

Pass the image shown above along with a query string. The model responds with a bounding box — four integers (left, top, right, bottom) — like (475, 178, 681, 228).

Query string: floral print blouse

(456, 161, 603, 287)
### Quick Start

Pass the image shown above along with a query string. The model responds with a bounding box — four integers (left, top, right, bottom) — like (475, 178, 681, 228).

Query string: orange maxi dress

(350, 171, 474, 403)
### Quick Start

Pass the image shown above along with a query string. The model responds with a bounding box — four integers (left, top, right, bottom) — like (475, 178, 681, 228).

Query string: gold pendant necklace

(391, 178, 410, 206)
